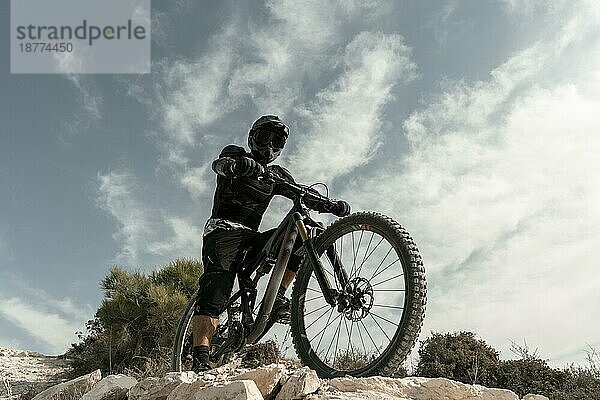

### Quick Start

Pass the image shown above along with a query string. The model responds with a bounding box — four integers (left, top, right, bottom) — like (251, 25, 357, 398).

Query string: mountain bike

(171, 171, 427, 378)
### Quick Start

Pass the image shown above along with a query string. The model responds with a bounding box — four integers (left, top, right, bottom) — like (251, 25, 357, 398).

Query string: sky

(1, 0, 599, 369)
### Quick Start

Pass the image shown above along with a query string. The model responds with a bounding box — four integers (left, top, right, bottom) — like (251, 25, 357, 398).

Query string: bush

(64, 258, 202, 377)
(496, 358, 569, 397)
(414, 331, 600, 399)
(415, 331, 500, 386)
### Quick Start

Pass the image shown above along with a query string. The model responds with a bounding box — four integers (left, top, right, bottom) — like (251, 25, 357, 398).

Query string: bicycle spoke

(344, 318, 353, 360)
(352, 236, 385, 279)
(311, 308, 338, 349)
(372, 304, 404, 310)
(371, 273, 404, 288)
(356, 320, 368, 357)
(333, 315, 343, 366)
(369, 313, 391, 342)
(305, 295, 324, 302)
(370, 257, 400, 282)
(373, 289, 405, 292)
(357, 232, 375, 273)
(340, 235, 343, 267)
(350, 231, 357, 277)
(306, 286, 321, 293)
(325, 316, 344, 361)
(305, 306, 334, 331)
(305, 303, 330, 317)
(359, 320, 381, 356)
(355, 230, 364, 269)
(367, 248, 394, 281)
(370, 312, 400, 327)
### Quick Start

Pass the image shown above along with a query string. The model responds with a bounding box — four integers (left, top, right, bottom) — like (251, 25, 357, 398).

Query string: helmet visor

(254, 129, 286, 149)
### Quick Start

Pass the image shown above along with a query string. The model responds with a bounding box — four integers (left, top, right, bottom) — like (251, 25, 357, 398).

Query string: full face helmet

(248, 115, 289, 164)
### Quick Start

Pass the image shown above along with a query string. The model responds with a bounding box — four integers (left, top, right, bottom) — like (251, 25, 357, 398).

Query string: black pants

(194, 228, 303, 318)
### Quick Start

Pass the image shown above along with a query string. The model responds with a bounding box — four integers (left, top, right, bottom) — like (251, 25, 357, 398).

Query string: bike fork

(293, 213, 342, 306)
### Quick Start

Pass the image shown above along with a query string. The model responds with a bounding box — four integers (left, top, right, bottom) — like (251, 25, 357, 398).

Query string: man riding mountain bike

(192, 115, 351, 372)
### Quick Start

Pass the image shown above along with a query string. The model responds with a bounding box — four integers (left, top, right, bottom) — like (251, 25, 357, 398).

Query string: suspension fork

(293, 213, 342, 306)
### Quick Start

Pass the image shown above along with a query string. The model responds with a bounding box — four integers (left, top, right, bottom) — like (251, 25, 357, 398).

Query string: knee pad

(193, 270, 235, 318)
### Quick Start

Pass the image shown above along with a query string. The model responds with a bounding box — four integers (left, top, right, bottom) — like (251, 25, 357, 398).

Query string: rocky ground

(0, 347, 70, 399)
(0, 347, 549, 400)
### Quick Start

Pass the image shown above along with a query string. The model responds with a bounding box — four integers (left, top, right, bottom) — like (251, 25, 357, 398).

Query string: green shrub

(414, 331, 600, 399)
(65, 258, 202, 377)
(415, 331, 500, 386)
(496, 358, 569, 397)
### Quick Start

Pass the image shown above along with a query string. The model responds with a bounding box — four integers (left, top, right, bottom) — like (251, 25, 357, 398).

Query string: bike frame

(217, 179, 350, 345)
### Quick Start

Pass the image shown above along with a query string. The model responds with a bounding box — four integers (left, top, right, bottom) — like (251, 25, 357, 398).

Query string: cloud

(127, 0, 392, 178)
(0, 297, 80, 355)
(342, 1, 600, 365)
(0, 271, 92, 354)
(96, 171, 202, 265)
(148, 217, 203, 256)
(180, 164, 212, 199)
(288, 31, 417, 182)
(96, 171, 152, 264)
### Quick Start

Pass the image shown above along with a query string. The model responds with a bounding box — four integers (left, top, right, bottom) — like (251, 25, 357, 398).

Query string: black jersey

(209, 145, 328, 231)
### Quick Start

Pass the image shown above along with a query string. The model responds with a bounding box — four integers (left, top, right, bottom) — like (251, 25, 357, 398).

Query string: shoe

(192, 361, 211, 373)
(272, 296, 291, 324)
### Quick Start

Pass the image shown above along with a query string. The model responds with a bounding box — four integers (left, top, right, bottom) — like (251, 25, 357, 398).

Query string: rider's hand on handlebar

(232, 157, 264, 177)
(332, 200, 351, 217)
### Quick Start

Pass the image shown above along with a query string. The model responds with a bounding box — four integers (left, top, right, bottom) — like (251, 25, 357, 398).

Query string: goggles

(254, 129, 287, 149)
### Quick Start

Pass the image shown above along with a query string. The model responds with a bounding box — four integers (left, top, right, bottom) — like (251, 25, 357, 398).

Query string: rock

(165, 379, 207, 400)
(129, 372, 197, 400)
(404, 377, 518, 400)
(233, 364, 286, 397)
(522, 395, 549, 400)
(31, 369, 102, 400)
(194, 380, 263, 400)
(0, 347, 70, 399)
(276, 367, 320, 400)
(327, 376, 519, 400)
(80, 374, 137, 400)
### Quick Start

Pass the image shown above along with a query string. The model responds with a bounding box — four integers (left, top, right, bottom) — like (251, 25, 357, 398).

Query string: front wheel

(290, 212, 426, 378)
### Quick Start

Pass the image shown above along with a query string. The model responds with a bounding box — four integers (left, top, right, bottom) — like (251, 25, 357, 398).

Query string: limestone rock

(276, 367, 320, 400)
(165, 378, 206, 400)
(522, 395, 549, 400)
(129, 372, 197, 400)
(195, 380, 263, 400)
(80, 374, 137, 400)
(328, 376, 519, 400)
(31, 369, 101, 400)
(233, 363, 286, 397)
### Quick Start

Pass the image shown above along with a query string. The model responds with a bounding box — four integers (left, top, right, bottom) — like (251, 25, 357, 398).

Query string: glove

(332, 200, 351, 217)
(232, 157, 264, 177)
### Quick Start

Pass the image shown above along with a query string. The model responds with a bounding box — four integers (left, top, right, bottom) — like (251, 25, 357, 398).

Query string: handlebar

(259, 169, 343, 215)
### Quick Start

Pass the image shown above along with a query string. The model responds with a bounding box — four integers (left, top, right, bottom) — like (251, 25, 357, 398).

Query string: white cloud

(96, 171, 152, 264)
(0, 297, 80, 355)
(134, 0, 391, 174)
(180, 164, 212, 199)
(148, 217, 203, 256)
(96, 171, 203, 264)
(342, 1, 600, 366)
(288, 31, 417, 182)
(0, 270, 95, 354)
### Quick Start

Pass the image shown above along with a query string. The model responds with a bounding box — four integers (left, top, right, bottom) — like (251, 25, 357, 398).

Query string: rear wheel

(171, 294, 196, 372)
(290, 212, 426, 378)
(171, 295, 239, 372)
